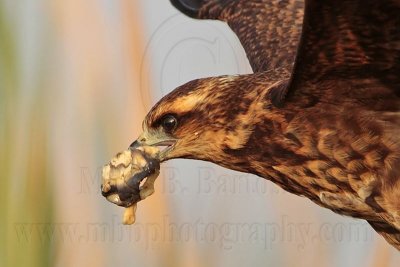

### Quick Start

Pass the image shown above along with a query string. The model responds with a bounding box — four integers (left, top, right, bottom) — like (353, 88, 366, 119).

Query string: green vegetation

(0, 4, 54, 267)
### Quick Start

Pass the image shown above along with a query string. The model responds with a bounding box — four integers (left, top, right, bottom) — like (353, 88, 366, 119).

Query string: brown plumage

(131, 0, 400, 249)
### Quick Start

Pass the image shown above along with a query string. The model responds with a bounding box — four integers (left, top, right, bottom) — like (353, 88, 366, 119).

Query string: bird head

(130, 73, 287, 169)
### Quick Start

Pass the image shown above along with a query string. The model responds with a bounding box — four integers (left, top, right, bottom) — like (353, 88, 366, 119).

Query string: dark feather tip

(170, 0, 202, 18)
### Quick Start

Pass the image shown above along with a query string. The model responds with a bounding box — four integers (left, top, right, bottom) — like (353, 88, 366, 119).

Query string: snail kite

(131, 0, 400, 249)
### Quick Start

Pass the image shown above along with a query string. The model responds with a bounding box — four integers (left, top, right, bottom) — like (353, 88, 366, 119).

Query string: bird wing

(170, 0, 304, 73)
(279, 0, 400, 105)
(286, 0, 400, 249)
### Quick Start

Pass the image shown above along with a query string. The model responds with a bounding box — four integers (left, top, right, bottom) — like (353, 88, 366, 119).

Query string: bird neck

(212, 104, 319, 197)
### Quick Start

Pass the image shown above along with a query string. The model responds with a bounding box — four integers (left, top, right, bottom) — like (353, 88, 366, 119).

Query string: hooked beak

(129, 133, 177, 162)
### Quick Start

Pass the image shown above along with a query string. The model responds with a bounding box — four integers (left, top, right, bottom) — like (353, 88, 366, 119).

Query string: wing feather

(170, 0, 304, 73)
(290, 0, 400, 97)
(368, 221, 400, 250)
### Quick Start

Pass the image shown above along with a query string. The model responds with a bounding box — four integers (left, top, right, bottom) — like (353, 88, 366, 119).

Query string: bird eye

(161, 115, 178, 132)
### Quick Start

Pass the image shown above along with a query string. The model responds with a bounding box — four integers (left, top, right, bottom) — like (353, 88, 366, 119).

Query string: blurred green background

(1, 1, 399, 267)
(0, 2, 53, 266)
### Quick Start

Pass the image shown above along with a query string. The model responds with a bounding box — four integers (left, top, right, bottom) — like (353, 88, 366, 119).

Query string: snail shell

(101, 148, 160, 208)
